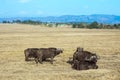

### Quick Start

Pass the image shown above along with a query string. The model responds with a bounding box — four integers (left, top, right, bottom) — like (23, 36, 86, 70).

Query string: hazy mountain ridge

(0, 14, 120, 24)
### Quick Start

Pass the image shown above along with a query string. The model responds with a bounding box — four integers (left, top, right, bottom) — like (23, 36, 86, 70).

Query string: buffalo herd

(24, 47, 100, 70)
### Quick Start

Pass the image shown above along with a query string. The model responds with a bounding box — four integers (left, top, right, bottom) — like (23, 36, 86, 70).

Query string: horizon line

(0, 14, 120, 18)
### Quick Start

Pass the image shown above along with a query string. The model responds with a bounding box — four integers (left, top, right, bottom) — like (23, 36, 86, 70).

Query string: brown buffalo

(73, 48, 99, 63)
(24, 47, 63, 64)
(71, 47, 99, 70)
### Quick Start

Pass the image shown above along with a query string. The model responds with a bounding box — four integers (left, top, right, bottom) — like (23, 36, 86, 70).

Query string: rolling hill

(0, 14, 120, 24)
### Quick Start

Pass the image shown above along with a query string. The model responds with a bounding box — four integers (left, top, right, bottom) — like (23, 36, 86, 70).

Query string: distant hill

(0, 14, 120, 24)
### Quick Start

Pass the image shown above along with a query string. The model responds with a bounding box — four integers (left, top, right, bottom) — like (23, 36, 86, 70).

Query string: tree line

(2, 20, 120, 29)
(71, 21, 120, 29)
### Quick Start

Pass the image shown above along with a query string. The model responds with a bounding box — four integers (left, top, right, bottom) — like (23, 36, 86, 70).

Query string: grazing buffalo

(24, 47, 63, 64)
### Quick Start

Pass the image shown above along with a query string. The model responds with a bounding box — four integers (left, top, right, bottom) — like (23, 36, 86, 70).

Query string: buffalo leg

(38, 57, 43, 64)
(35, 58, 38, 64)
(38, 54, 43, 64)
(51, 57, 54, 64)
(24, 52, 29, 61)
(94, 65, 98, 69)
(25, 57, 29, 61)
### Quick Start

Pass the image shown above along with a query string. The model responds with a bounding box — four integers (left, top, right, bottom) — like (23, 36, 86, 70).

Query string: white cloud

(19, 0, 31, 3)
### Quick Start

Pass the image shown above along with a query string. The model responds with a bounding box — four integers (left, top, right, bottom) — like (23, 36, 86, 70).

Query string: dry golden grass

(0, 24, 120, 80)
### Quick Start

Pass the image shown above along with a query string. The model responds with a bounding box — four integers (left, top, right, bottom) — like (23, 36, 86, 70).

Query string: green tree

(88, 21, 99, 29)
(2, 21, 10, 23)
(113, 24, 119, 29)
(72, 24, 77, 28)
(78, 22, 86, 28)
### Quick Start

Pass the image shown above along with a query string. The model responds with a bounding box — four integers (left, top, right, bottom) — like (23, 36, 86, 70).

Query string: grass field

(0, 24, 120, 80)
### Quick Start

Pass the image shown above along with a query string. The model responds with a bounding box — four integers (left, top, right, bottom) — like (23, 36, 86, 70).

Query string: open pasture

(0, 24, 120, 80)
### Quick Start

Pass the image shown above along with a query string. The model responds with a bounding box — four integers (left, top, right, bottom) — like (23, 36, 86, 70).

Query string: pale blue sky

(0, 0, 120, 17)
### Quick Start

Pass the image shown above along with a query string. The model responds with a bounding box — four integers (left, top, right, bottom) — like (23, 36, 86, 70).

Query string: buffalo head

(56, 48, 63, 55)
(85, 53, 100, 63)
